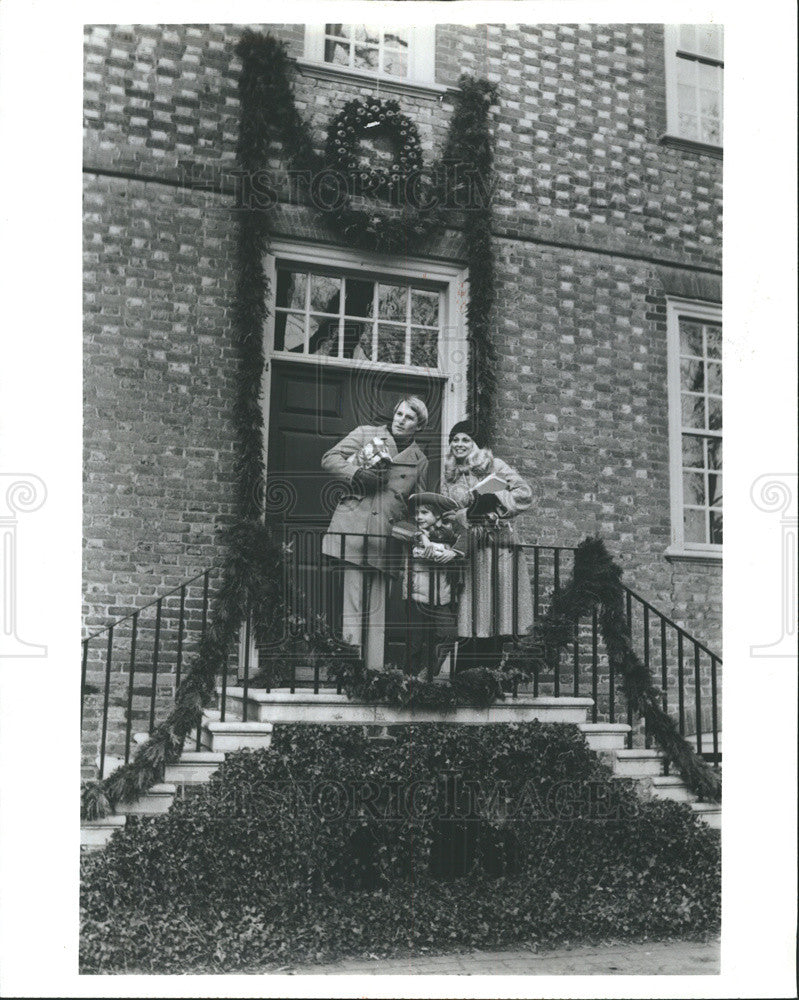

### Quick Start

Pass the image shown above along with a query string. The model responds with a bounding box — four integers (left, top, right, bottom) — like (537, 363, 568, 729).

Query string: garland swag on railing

(505, 537, 722, 804)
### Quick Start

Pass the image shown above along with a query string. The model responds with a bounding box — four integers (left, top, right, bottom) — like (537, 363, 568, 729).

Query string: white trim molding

(665, 295, 723, 560)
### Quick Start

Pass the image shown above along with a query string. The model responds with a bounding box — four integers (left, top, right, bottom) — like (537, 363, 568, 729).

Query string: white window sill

(293, 59, 459, 101)
(665, 546, 722, 565)
(659, 134, 723, 159)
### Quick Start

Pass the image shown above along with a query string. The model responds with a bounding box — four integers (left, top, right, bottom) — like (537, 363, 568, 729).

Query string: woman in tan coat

(440, 420, 534, 671)
(321, 396, 429, 671)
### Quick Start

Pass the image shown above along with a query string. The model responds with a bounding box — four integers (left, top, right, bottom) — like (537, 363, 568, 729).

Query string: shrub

(81, 723, 720, 972)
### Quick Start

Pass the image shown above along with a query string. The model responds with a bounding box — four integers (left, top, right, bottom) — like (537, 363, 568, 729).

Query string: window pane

(709, 510, 723, 545)
(681, 393, 705, 429)
(684, 508, 706, 544)
(707, 437, 722, 471)
(682, 434, 704, 469)
(411, 290, 439, 326)
(708, 472, 722, 508)
(698, 25, 723, 59)
(378, 284, 407, 321)
(700, 86, 720, 118)
(324, 37, 350, 66)
(308, 316, 339, 357)
(310, 274, 340, 315)
(698, 61, 720, 89)
(706, 397, 722, 432)
(676, 55, 696, 84)
(679, 319, 704, 356)
(382, 48, 408, 78)
(275, 270, 306, 311)
(353, 25, 381, 43)
(354, 45, 379, 71)
(345, 323, 373, 361)
(343, 278, 374, 319)
(680, 358, 704, 393)
(678, 25, 697, 50)
(275, 312, 305, 353)
(678, 113, 699, 140)
(410, 327, 438, 368)
(383, 26, 410, 50)
(325, 24, 351, 39)
(377, 323, 406, 364)
(678, 84, 697, 113)
(705, 324, 721, 359)
(683, 471, 705, 506)
(702, 118, 722, 145)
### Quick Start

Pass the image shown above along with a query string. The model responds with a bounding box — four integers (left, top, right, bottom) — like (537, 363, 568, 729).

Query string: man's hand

(352, 467, 381, 495)
(433, 548, 457, 564)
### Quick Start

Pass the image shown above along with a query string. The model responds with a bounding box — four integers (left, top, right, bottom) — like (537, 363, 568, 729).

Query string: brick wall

(83, 21, 721, 659)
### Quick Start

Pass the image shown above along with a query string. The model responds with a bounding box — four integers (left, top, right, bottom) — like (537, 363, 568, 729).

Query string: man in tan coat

(321, 397, 429, 671)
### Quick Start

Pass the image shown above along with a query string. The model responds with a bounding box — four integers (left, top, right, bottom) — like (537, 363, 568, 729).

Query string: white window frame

(261, 239, 469, 477)
(665, 296, 723, 560)
(300, 25, 445, 98)
(663, 24, 724, 150)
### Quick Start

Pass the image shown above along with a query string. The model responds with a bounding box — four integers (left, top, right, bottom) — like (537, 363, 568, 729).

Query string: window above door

(299, 24, 449, 98)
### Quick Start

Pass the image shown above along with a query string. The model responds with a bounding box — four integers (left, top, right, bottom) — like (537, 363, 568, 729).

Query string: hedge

(81, 723, 720, 973)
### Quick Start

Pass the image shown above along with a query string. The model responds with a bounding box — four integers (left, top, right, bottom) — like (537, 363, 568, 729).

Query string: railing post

(99, 625, 114, 780)
(80, 639, 89, 728)
(591, 607, 598, 723)
(677, 631, 685, 737)
(149, 598, 163, 734)
(124, 612, 138, 765)
(694, 643, 703, 756)
(643, 606, 650, 748)
(201, 571, 210, 641)
(491, 532, 500, 638)
(242, 614, 251, 723)
(533, 546, 540, 621)
(175, 584, 186, 692)
(361, 533, 369, 665)
(710, 655, 719, 767)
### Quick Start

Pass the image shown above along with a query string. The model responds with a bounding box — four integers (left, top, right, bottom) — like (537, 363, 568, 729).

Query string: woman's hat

(448, 419, 485, 449)
(408, 492, 459, 514)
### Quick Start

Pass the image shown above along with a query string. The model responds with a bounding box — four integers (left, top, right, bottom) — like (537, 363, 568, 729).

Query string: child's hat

(408, 492, 459, 514)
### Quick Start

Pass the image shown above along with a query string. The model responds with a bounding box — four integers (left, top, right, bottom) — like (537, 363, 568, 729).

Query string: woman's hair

(443, 440, 494, 481)
(394, 395, 428, 431)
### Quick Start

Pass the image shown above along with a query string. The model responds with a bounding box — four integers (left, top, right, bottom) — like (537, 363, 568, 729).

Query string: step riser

(115, 795, 175, 816)
(583, 734, 629, 752)
(614, 760, 664, 778)
(695, 811, 721, 829)
(164, 764, 221, 784)
(650, 785, 695, 804)
(225, 695, 590, 727)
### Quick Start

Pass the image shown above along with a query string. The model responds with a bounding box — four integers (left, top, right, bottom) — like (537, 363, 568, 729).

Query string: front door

(267, 359, 445, 669)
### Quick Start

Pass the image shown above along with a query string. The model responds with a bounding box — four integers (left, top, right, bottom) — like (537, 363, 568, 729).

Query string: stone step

(613, 748, 665, 778)
(194, 718, 274, 754)
(649, 775, 697, 803)
(164, 751, 225, 785)
(578, 722, 631, 753)
(220, 687, 593, 726)
(691, 801, 721, 829)
(81, 814, 127, 849)
(114, 782, 176, 816)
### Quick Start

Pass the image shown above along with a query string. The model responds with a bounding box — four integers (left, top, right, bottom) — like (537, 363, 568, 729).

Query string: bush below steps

(80, 723, 720, 973)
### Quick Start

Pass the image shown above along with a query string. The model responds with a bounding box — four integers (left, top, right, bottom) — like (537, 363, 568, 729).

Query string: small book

(471, 473, 507, 495)
(466, 492, 502, 520)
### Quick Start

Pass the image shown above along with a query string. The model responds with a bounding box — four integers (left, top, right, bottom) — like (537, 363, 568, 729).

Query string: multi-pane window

(665, 24, 724, 147)
(273, 265, 441, 370)
(324, 24, 410, 79)
(303, 26, 436, 86)
(667, 299, 722, 551)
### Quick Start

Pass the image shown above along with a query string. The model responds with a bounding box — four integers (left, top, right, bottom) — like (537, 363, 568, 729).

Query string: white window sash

(666, 296, 723, 555)
(664, 24, 724, 146)
(304, 25, 435, 84)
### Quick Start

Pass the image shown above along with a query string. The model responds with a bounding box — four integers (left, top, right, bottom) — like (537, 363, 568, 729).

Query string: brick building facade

(83, 23, 722, 662)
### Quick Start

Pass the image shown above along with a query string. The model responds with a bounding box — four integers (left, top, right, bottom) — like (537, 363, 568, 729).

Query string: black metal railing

(81, 569, 217, 779)
(81, 531, 722, 781)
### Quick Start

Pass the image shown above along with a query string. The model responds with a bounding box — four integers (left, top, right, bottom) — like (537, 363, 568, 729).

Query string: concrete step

(691, 801, 721, 829)
(578, 722, 631, 753)
(649, 775, 697, 803)
(612, 748, 665, 778)
(114, 782, 176, 816)
(164, 751, 225, 785)
(194, 717, 274, 753)
(220, 687, 593, 726)
(81, 814, 127, 849)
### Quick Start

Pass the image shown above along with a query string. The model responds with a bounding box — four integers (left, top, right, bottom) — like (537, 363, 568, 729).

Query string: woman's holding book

(440, 420, 534, 671)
